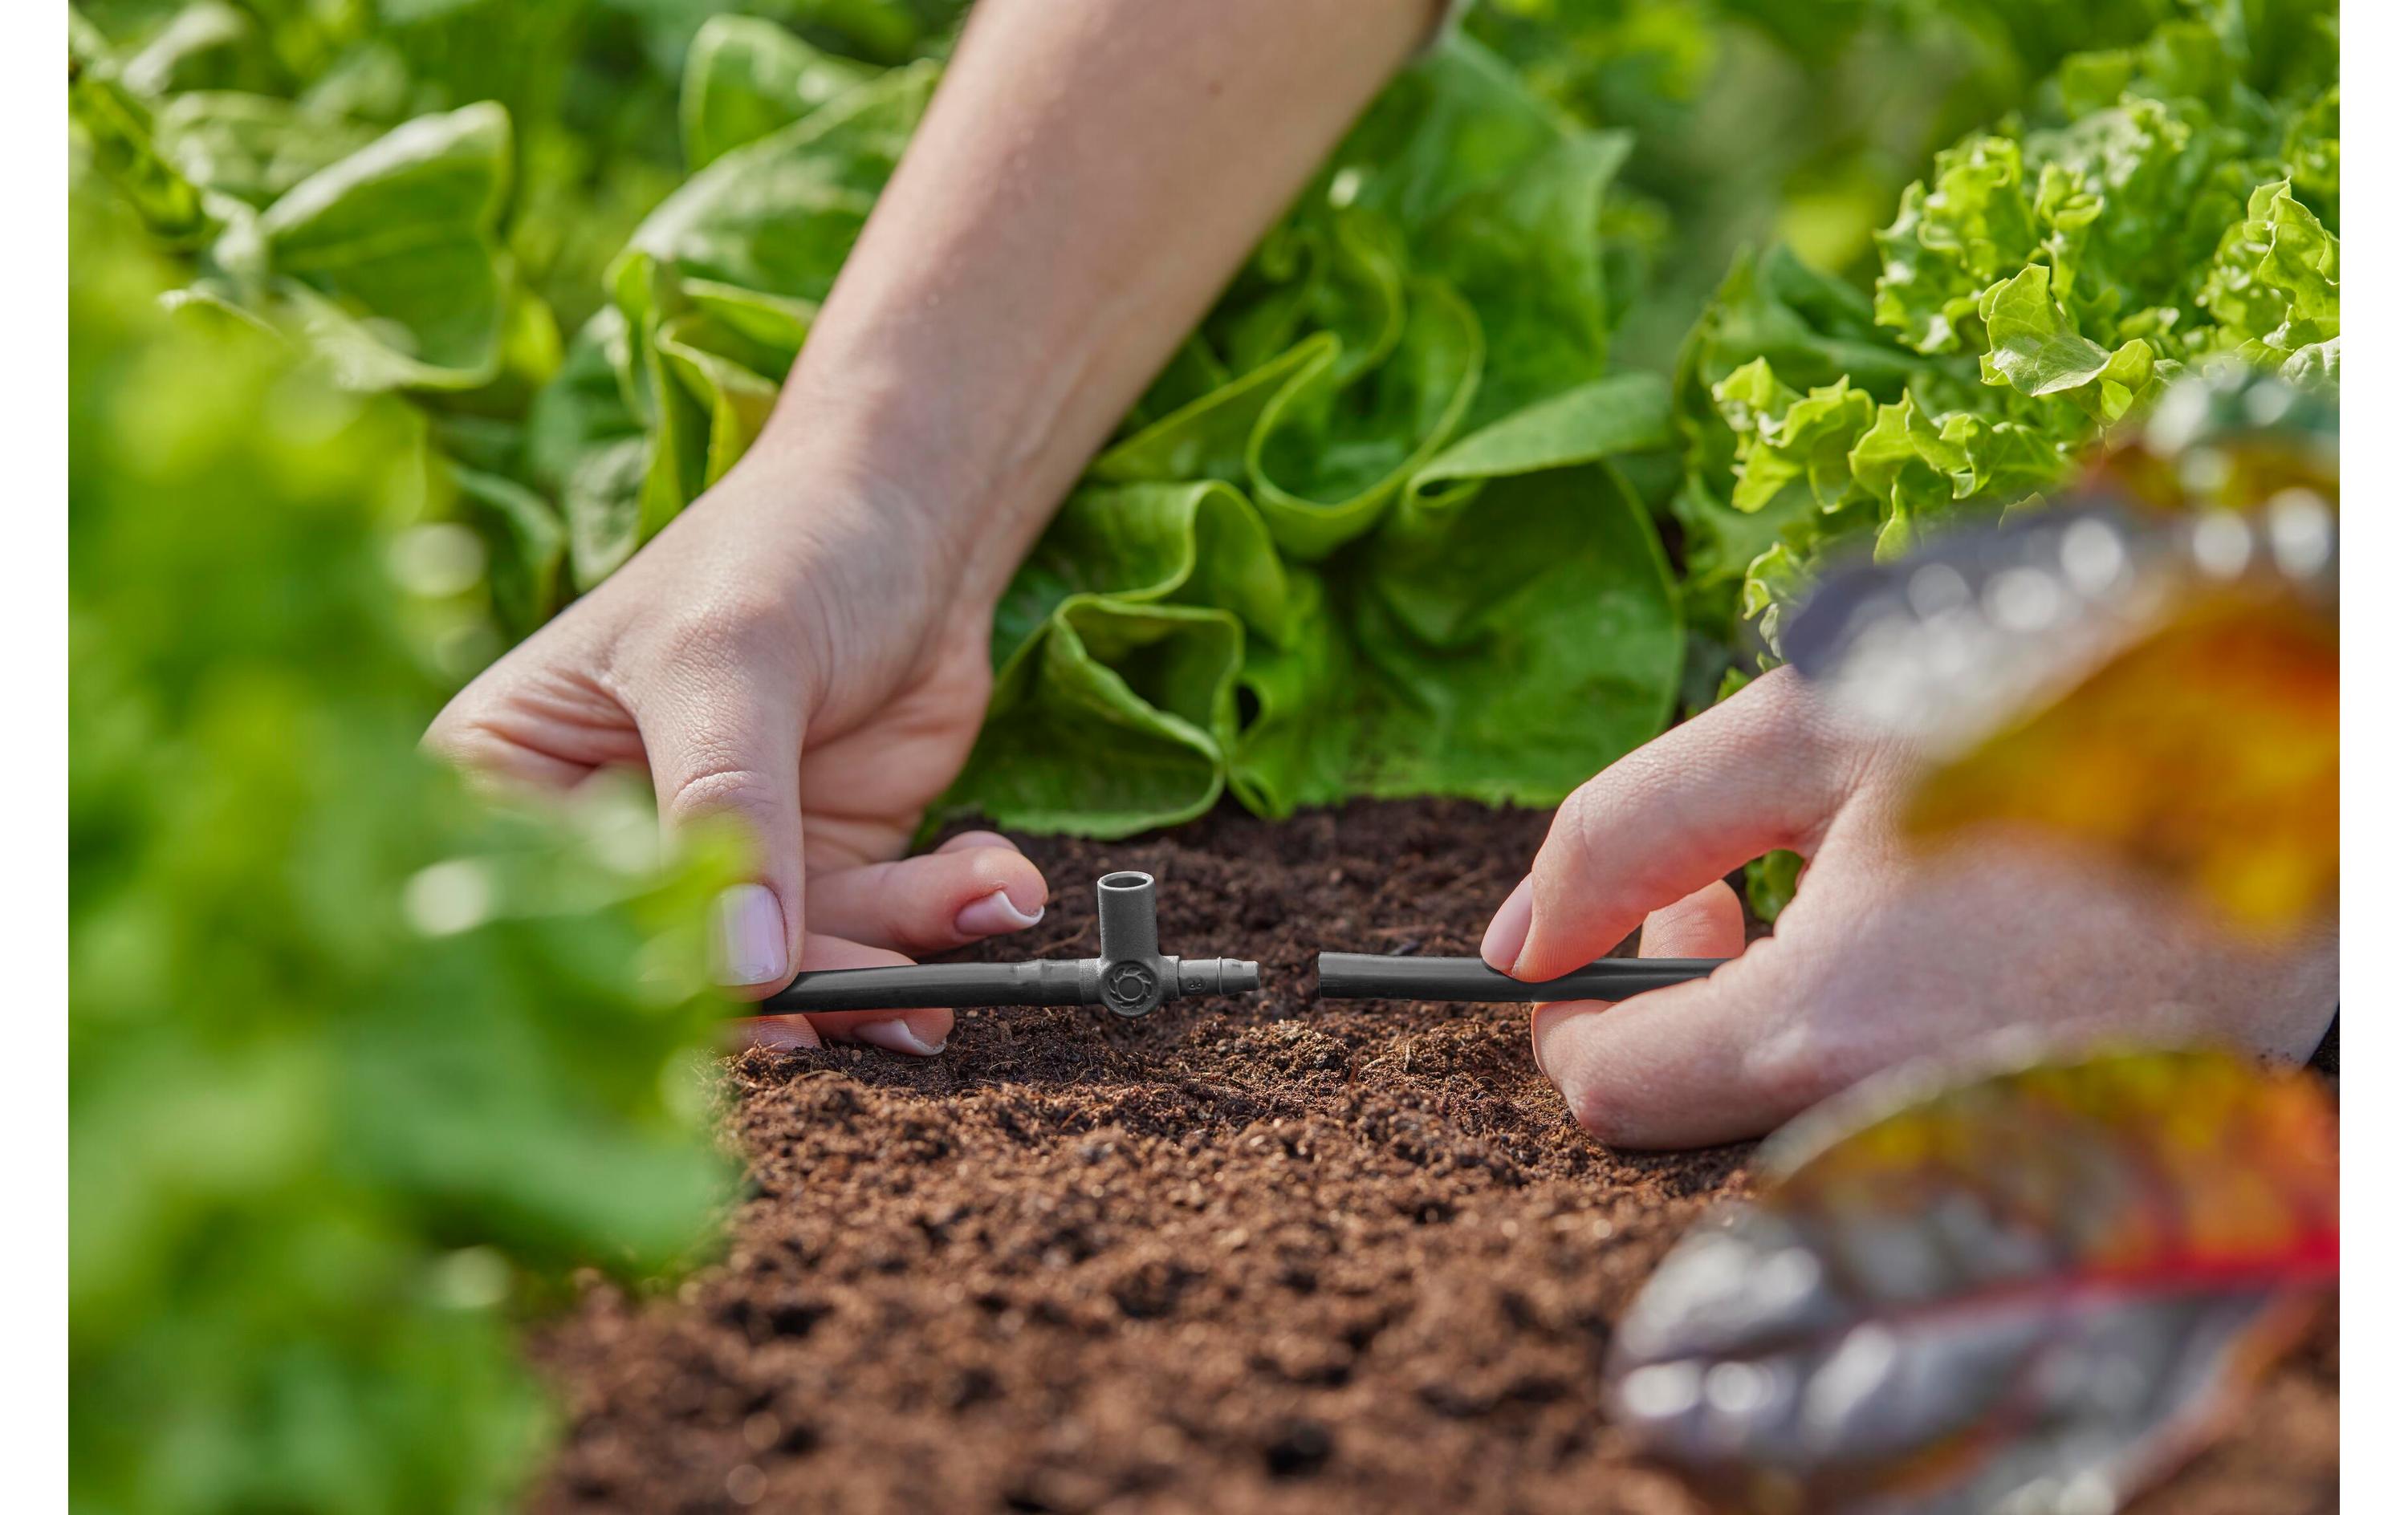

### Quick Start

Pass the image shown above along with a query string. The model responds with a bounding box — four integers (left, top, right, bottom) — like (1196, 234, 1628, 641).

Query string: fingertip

(954, 884, 1044, 938)
(1528, 998, 1594, 1087)
(803, 849, 1049, 955)
(1515, 919, 1617, 984)
(1514, 866, 1637, 981)
(957, 845, 1049, 919)
(1536, 999, 1659, 1148)
(936, 829, 1023, 856)
(942, 843, 1049, 939)
(1481, 875, 1535, 973)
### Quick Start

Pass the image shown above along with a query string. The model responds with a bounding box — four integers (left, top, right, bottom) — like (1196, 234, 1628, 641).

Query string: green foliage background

(70, 0, 2344, 842)
(68, 0, 2340, 1507)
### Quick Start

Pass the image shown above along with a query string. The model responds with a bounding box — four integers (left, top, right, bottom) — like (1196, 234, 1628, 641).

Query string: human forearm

(751, 0, 1434, 596)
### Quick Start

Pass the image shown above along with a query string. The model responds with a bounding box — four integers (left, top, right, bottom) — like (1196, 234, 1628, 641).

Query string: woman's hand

(435, 0, 1438, 1050)
(1482, 668, 2338, 1147)
(427, 445, 1047, 1054)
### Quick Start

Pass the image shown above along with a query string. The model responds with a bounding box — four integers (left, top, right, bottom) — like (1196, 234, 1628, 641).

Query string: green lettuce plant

(59, 6, 2355, 1494)
(71, 2, 2342, 844)
(1673, 7, 2339, 650)
(69, 198, 737, 1515)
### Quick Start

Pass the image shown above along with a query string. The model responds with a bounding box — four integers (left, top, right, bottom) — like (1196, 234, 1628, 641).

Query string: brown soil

(527, 800, 2338, 1515)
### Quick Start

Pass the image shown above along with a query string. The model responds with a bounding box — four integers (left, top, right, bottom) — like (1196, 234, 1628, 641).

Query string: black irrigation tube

(761, 871, 1259, 1019)
(754, 871, 1722, 1017)
(1314, 953, 1723, 1003)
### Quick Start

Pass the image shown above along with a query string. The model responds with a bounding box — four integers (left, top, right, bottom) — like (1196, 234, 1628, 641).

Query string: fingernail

(855, 1018, 946, 1057)
(713, 884, 790, 986)
(1482, 875, 1536, 974)
(954, 887, 1043, 938)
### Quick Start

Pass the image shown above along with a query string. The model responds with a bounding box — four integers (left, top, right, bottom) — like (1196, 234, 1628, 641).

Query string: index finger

(1501, 669, 1860, 981)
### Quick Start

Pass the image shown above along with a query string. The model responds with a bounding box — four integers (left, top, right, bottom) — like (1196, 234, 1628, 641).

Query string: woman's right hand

(1482, 668, 2337, 1147)
(426, 441, 1049, 1056)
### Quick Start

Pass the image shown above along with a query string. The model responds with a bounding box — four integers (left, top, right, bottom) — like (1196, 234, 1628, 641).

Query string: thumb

(1531, 936, 1809, 1149)
(637, 682, 807, 1000)
(1527, 880, 1758, 1149)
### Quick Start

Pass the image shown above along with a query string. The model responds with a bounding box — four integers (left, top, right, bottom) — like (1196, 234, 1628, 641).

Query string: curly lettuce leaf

(1974, 263, 2166, 421)
(1684, 12, 2338, 648)
(948, 599, 1245, 838)
(1234, 374, 1681, 815)
(1668, 245, 1924, 656)
(1873, 135, 2038, 355)
(2203, 179, 2339, 368)
(1715, 362, 1877, 514)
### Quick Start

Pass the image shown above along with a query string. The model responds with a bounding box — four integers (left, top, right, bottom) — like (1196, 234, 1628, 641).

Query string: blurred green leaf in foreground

(68, 192, 738, 1514)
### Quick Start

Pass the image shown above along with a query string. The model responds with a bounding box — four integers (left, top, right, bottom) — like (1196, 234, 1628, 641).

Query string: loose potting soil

(529, 800, 2338, 1515)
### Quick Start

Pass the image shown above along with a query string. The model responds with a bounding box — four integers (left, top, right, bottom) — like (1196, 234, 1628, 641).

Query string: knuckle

(1729, 663, 1819, 737)
(1548, 770, 1629, 876)
(421, 699, 476, 760)
(1742, 661, 1808, 713)
(651, 599, 790, 676)
(664, 765, 787, 827)
(1559, 770, 1617, 838)
(421, 699, 521, 775)
(1743, 665, 1896, 806)
(617, 579, 807, 692)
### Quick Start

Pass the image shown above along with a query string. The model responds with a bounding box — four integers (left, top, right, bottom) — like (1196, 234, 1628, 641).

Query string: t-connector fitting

(759, 871, 1260, 1019)
(1090, 870, 1260, 1016)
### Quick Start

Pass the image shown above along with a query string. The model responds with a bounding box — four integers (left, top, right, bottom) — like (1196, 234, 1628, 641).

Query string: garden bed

(529, 800, 2337, 1514)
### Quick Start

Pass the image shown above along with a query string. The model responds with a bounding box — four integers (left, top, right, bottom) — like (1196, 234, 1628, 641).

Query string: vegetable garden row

(68, 1, 2341, 1510)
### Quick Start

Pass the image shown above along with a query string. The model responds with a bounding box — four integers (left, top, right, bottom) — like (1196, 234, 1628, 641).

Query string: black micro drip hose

(763, 960, 1094, 1014)
(1315, 953, 1724, 1003)
(756, 872, 1263, 1017)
